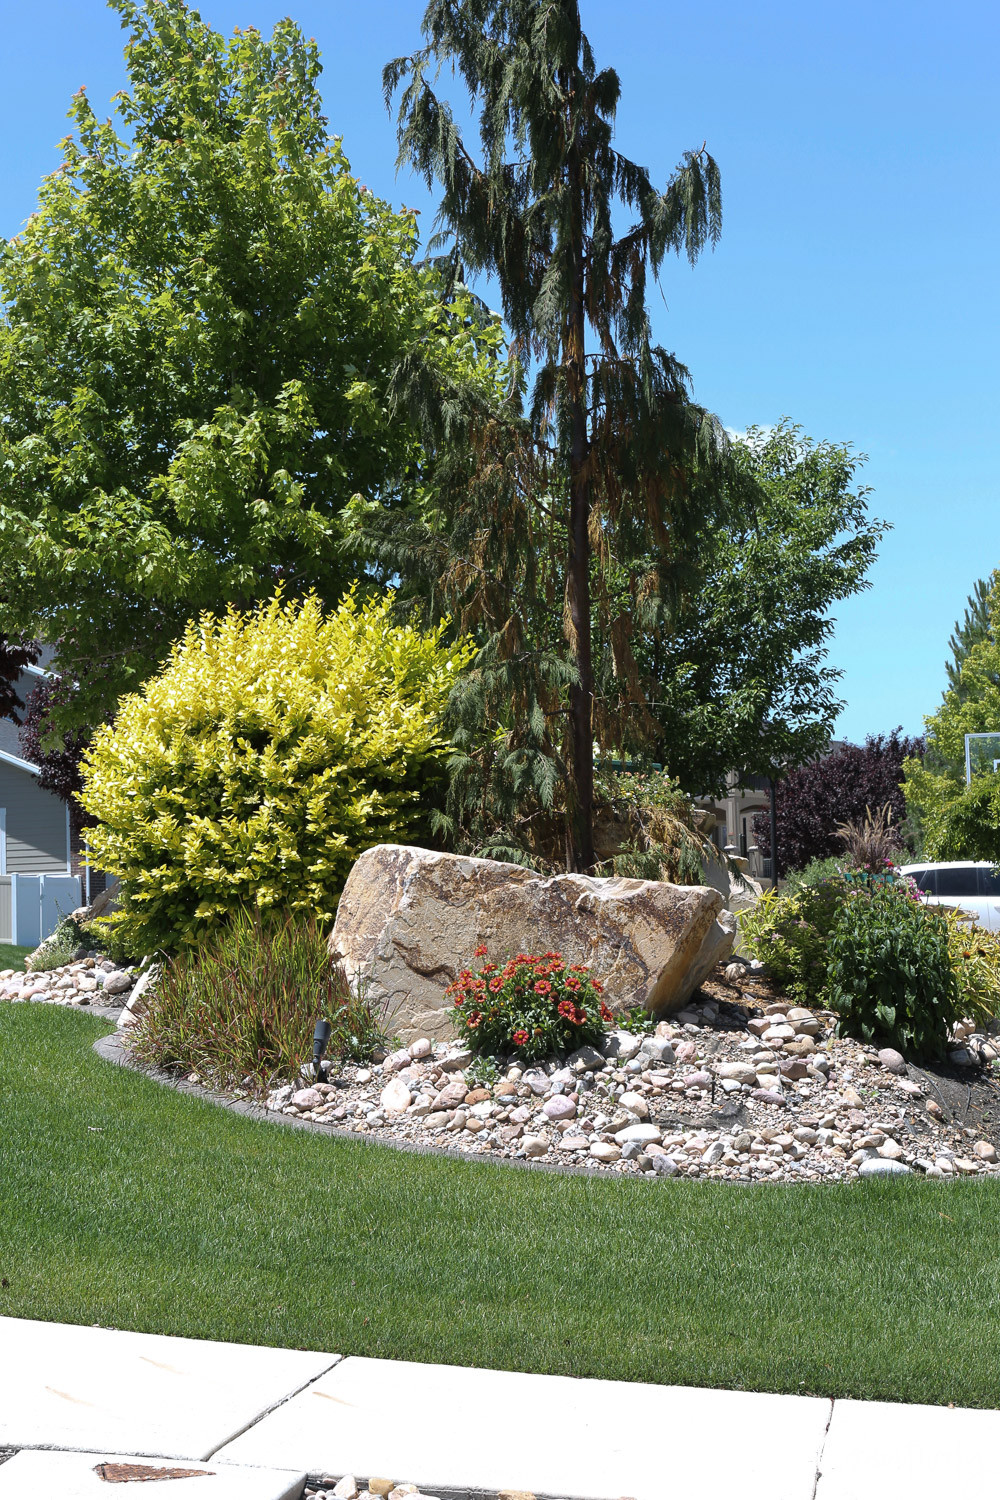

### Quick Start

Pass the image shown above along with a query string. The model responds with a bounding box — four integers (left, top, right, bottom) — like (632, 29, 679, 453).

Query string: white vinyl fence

(0, 874, 82, 948)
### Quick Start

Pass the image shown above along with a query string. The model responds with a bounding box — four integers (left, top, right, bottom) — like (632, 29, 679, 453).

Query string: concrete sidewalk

(0, 1315, 996, 1499)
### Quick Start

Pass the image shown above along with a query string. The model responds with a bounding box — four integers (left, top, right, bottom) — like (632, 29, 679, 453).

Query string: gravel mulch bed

(9, 951, 1000, 1184)
(260, 961, 1000, 1183)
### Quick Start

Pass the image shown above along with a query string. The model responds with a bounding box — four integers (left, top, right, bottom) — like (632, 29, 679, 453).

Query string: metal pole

(768, 775, 779, 890)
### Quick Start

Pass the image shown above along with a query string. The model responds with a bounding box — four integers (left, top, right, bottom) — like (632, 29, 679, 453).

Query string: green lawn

(3, 1002, 1000, 1408)
(0, 943, 32, 970)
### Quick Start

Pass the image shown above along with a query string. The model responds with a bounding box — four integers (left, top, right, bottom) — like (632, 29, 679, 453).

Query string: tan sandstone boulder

(329, 844, 735, 1045)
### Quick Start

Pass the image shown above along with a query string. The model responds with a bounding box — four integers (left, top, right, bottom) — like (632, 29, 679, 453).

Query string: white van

(898, 862, 1000, 932)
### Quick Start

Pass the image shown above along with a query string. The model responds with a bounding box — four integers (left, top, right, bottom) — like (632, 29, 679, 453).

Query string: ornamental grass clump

(447, 947, 612, 1063)
(79, 589, 473, 954)
(129, 910, 386, 1092)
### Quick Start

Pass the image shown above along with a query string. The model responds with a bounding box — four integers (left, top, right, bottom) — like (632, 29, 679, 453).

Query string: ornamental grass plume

(128, 909, 387, 1092)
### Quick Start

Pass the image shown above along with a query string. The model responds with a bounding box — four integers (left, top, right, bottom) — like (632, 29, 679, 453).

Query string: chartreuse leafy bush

(80, 591, 473, 953)
(448, 948, 613, 1063)
(825, 884, 960, 1059)
(129, 911, 386, 1092)
(940, 907, 1000, 1035)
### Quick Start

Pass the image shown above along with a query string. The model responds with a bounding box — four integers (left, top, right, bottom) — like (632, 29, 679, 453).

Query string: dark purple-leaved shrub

(754, 730, 924, 874)
(19, 676, 91, 831)
(0, 635, 40, 721)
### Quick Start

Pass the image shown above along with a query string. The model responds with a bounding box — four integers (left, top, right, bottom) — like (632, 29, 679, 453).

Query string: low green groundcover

(3, 1003, 1000, 1408)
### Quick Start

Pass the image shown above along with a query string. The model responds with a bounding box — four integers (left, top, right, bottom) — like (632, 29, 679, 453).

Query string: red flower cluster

(445, 948, 612, 1063)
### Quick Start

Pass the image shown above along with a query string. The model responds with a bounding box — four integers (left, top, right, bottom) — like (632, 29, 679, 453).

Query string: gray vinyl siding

(0, 761, 69, 873)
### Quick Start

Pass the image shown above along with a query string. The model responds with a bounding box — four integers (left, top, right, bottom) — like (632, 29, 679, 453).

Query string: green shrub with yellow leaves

(80, 591, 473, 953)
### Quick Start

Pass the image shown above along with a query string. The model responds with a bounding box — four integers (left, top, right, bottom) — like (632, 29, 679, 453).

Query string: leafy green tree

(904, 576, 1000, 856)
(0, 0, 499, 733)
(621, 422, 888, 792)
(383, 0, 728, 870)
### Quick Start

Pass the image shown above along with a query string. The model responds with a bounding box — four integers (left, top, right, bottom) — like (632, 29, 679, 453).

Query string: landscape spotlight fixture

(313, 1018, 332, 1079)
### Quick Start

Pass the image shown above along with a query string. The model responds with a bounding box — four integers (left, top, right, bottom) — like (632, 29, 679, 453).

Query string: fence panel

(4, 874, 82, 949)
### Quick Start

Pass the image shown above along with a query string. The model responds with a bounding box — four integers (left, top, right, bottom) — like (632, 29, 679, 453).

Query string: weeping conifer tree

(946, 572, 998, 699)
(382, 0, 730, 871)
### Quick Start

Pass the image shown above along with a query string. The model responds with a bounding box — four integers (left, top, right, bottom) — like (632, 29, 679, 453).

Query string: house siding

(0, 761, 69, 873)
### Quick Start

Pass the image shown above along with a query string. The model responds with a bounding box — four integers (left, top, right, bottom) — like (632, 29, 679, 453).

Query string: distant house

(0, 657, 84, 945)
(0, 660, 73, 878)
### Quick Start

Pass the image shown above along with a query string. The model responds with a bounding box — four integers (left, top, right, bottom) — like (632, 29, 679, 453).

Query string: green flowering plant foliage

(826, 883, 961, 1059)
(740, 872, 851, 1005)
(615, 1004, 658, 1037)
(447, 947, 613, 1062)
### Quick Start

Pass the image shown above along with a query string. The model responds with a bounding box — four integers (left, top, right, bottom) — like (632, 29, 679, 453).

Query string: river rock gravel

(0, 954, 136, 1007)
(264, 964, 1000, 1183)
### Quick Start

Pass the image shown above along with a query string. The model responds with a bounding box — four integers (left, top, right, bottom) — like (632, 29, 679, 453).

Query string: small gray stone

(601, 1030, 643, 1062)
(438, 1047, 472, 1072)
(877, 1047, 906, 1075)
(567, 1044, 605, 1070)
(102, 969, 134, 995)
(614, 1122, 663, 1146)
(637, 1036, 675, 1065)
(858, 1158, 912, 1178)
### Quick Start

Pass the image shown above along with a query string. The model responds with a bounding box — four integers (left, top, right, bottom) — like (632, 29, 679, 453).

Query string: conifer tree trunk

(565, 144, 596, 873)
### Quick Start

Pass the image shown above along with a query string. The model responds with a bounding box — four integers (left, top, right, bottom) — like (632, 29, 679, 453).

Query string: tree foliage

(632, 422, 887, 793)
(904, 575, 1000, 858)
(381, 0, 729, 869)
(946, 571, 998, 700)
(754, 730, 924, 873)
(0, 0, 499, 732)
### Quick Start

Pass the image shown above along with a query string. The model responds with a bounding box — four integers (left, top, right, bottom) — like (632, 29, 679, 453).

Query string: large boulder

(329, 844, 735, 1045)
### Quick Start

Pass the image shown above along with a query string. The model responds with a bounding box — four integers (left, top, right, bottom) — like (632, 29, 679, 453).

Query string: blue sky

(3, 0, 998, 744)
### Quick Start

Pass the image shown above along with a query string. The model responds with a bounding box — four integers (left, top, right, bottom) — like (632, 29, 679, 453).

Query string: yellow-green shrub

(941, 906, 1000, 1032)
(80, 590, 473, 952)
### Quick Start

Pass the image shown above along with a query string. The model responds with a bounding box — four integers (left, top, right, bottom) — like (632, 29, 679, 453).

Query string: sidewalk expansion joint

(810, 1396, 835, 1500)
(203, 1355, 344, 1461)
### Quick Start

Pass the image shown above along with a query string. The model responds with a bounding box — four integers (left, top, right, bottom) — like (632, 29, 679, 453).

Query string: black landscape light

(313, 1018, 332, 1079)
